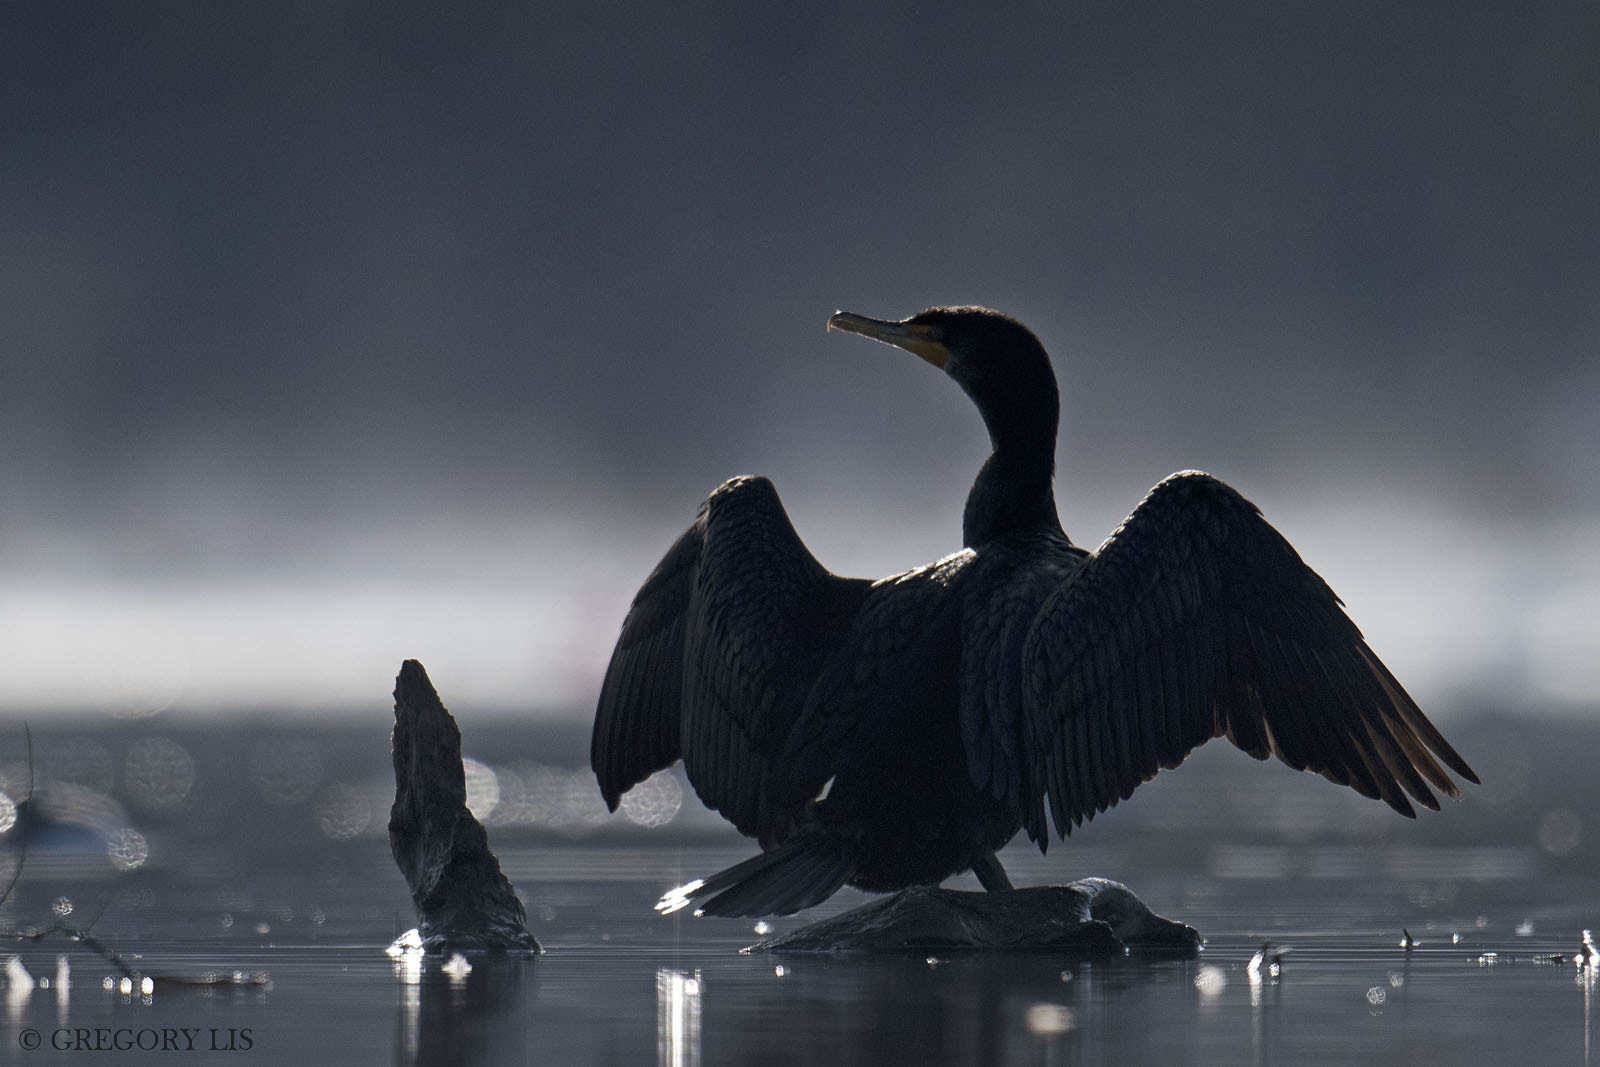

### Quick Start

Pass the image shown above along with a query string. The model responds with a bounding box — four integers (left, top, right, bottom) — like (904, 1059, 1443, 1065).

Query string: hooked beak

(826, 311, 950, 370)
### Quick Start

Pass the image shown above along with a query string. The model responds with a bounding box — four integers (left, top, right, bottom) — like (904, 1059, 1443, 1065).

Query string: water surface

(0, 716, 1592, 1064)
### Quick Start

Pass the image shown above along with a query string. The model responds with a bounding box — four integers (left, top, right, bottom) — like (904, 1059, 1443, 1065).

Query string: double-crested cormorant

(591, 306, 1477, 918)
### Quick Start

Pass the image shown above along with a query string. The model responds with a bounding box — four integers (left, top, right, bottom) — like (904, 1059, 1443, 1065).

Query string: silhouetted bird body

(591, 306, 1477, 917)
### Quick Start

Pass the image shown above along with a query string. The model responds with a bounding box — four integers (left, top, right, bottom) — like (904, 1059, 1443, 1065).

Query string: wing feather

(1022, 470, 1477, 842)
(591, 476, 870, 843)
(592, 520, 699, 809)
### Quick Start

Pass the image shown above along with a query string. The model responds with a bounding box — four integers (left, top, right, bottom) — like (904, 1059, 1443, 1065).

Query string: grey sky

(2, 2, 1596, 717)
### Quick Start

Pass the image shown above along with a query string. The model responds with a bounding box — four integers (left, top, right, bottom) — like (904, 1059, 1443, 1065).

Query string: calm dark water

(0, 714, 1596, 1065)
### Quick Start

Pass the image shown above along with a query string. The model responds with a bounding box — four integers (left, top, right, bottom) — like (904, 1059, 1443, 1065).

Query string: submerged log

(388, 659, 539, 954)
(751, 878, 1199, 956)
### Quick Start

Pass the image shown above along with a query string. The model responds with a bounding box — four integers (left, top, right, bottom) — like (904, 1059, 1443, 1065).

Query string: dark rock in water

(751, 878, 1199, 956)
(388, 659, 539, 954)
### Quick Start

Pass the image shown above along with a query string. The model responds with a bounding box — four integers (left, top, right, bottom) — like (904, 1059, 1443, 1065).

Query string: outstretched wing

(592, 475, 870, 845)
(1020, 470, 1477, 844)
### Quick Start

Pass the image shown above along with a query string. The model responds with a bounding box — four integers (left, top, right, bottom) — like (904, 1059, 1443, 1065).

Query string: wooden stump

(388, 659, 539, 954)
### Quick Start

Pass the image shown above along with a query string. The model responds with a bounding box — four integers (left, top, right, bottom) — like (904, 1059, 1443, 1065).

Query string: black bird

(591, 306, 1477, 918)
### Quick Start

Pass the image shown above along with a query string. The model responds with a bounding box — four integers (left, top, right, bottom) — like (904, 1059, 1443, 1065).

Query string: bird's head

(828, 305, 1063, 543)
(827, 305, 1057, 442)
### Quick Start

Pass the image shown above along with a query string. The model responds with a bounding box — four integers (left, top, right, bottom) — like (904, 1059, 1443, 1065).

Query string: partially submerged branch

(1, 726, 264, 993)
(388, 659, 539, 954)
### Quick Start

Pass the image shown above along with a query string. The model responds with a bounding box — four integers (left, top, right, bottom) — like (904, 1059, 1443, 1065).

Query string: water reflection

(54, 955, 68, 1028)
(391, 951, 534, 1067)
(1022, 1000, 1075, 1035)
(656, 969, 701, 1067)
(1581, 959, 1595, 1067)
(5, 955, 33, 1025)
(676, 952, 1223, 1064)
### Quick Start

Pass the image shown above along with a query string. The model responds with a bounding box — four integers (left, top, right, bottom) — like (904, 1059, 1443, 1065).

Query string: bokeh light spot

(1024, 1003, 1076, 1035)
(462, 758, 500, 821)
(313, 783, 371, 840)
(106, 827, 149, 871)
(248, 735, 325, 805)
(122, 737, 195, 811)
(621, 771, 682, 828)
(486, 762, 610, 836)
(1194, 965, 1227, 998)
(1537, 808, 1583, 857)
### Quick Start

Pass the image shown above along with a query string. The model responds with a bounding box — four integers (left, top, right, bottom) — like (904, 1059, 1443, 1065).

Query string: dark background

(2, 2, 1595, 719)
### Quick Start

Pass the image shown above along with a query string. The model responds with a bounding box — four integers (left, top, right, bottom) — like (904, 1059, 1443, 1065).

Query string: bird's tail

(656, 837, 856, 918)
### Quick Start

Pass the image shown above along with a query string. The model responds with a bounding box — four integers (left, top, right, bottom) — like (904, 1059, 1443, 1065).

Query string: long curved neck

(962, 388, 1062, 547)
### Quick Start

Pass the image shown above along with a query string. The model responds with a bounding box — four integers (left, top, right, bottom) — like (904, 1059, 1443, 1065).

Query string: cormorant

(591, 306, 1477, 918)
